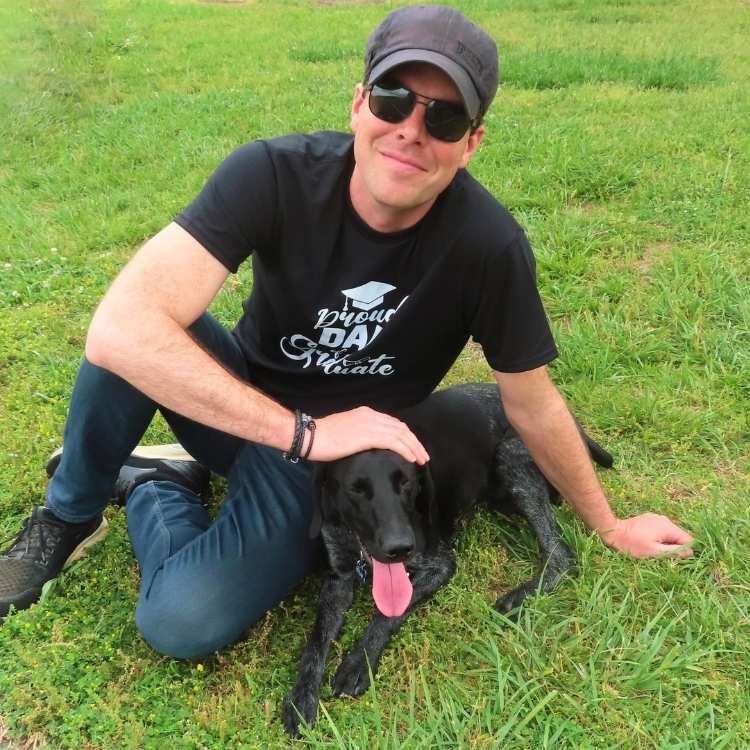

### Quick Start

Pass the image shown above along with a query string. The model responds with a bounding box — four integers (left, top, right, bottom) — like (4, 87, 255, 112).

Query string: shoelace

(0, 514, 66, 565)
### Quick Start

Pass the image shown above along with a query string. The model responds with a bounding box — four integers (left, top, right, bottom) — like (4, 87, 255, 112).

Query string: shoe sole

(47, 443, 196, 468)
(34, 516, 110, 609)
(64, 516, 110, 568)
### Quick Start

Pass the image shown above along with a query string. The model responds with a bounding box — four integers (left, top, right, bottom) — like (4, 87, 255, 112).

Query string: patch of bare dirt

(713, 566, 731, 589)
(636, 240, 673, 274)
(0, 719, 47, 750)
(664, 477, 711, 503)
(579, 202, 599, 216)
(713, 458, 749, 481)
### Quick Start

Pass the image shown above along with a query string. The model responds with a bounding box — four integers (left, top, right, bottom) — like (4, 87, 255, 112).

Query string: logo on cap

(455, 42, 484, 75)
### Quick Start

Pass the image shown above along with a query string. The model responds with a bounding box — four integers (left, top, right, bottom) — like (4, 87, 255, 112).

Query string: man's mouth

(359, 544, 413, 618)
(379, 150, 427, 173)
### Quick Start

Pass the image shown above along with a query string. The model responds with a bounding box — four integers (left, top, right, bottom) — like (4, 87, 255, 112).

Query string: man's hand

(598, 512, 694, 559)
(308, 407, 429, 465)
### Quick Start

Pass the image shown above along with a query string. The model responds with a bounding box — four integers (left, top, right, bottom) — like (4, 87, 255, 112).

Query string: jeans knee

(135, 593, 255, 660)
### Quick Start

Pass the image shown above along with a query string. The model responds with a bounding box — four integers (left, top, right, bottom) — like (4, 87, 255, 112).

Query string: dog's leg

(494, 441, 577, 616)
(332, 545, 455, 698)
(282, 572, 355, 737)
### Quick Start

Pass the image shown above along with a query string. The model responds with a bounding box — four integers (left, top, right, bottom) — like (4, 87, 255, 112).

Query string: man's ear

(459, 124, 485, 169)
(350, 82, 367, 132)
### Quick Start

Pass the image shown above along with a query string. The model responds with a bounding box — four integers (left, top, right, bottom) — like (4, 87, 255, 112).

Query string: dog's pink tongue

(371, 559, 412, 617)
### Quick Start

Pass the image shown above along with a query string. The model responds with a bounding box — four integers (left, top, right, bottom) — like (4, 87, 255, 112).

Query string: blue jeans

(46, 314, 321, 659)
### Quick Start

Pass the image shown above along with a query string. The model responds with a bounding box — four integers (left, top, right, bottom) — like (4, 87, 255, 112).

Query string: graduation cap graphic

(341, 281, 396, 311)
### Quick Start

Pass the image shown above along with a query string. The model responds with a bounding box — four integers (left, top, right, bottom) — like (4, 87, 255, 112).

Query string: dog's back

(397, 383, 507, 531)
(401, 382, 508, 440)
(397, 382, 612, 534)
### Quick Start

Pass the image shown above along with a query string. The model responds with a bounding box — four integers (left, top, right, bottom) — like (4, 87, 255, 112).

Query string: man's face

(349, 62, 485, 232)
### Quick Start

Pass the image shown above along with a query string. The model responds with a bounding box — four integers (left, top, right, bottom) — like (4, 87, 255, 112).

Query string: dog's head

(310, 450, 437, 617)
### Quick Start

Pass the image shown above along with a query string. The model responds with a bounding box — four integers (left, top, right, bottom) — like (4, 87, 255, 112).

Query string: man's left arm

(493, 366, 694, 559)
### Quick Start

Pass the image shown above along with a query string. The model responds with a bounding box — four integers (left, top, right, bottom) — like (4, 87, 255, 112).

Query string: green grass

(1, 0, 748, 747)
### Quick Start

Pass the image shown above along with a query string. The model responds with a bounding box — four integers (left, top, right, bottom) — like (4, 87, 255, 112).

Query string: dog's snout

(382, 534, 415, 561)
(384, 544, 414, 561)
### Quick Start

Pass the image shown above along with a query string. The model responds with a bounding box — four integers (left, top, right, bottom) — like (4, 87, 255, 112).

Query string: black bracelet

(302, 418, 316, 460)
(283, 410, 315, 463)
(283, 410, 303, 463)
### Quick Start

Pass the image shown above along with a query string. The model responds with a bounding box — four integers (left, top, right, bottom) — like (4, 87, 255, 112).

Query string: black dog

(282, 382, 612, 737)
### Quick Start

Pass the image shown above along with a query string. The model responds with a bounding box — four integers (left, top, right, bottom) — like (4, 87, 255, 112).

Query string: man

(0, 5, 693, 659)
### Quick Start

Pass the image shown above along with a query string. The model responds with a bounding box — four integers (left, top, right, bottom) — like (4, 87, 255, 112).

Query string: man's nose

(395, 102, 428, 143)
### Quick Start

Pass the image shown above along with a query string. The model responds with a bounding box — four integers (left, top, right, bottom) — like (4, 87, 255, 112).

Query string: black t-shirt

(175, 131, 557, 417)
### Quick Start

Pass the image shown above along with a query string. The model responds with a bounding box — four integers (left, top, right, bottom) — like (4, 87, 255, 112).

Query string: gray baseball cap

(364, 5, 500, 123)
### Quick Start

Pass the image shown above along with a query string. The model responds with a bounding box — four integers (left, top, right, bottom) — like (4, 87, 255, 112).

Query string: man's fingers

(655, 543, 694, 559)
(312, 407, 429, 463)
(656, 523, 695, 558)
(398, 436, 429, 465)
(673, 544, 694, 558)
(361, 410, 429, 464)
(656, 518, 694, 545)
(665, 527, 694, 546)
(398, 425, 429, 465)
(378, 415, 429, 464)
(601, 513, 694, 559)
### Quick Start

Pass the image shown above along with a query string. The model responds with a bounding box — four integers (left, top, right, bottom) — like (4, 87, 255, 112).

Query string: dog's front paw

(281, 687, 319, 738)
(494, 582, 534, 619)
(332, 649, 372, 697)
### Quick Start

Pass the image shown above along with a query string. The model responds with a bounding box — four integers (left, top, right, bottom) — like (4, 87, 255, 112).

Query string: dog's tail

(582, 431, 614, 469)
(570, 413, 614, 468)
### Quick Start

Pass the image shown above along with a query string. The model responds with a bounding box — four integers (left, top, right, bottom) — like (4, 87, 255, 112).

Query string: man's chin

(373, 185, 435, 213)
(351, 174, 439, 230)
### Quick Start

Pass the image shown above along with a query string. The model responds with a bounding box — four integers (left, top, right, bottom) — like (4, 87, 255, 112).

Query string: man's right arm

(85, 222, 428, 464)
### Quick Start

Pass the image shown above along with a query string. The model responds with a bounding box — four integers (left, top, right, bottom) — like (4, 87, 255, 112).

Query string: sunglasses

(367, 77, 476, 143)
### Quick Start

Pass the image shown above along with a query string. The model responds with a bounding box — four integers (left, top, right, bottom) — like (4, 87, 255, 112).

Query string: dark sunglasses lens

(369, 84, 415, 123)
(369, 82, 472, 143)
(425, 101, 471, 142)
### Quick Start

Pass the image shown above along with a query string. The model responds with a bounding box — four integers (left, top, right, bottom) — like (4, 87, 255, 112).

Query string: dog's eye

(399, 476, 412, 491)
(350, 480, 369, 497)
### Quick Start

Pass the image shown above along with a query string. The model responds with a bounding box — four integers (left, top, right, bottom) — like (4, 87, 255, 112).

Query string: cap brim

(367, 49, 481, 121)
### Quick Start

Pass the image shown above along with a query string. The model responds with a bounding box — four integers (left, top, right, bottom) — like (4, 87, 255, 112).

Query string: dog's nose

(382, 536, 415, 561)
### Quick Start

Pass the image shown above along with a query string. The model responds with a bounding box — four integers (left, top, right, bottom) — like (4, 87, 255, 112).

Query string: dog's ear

(309, 462, 344, 537)
(308, 463, 326, 539)
(417, 463, 437, 530)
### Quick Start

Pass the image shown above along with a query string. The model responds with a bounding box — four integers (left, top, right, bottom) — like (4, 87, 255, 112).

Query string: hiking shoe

(0, 506, 108, 618)
(46, 443, 211, 506)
